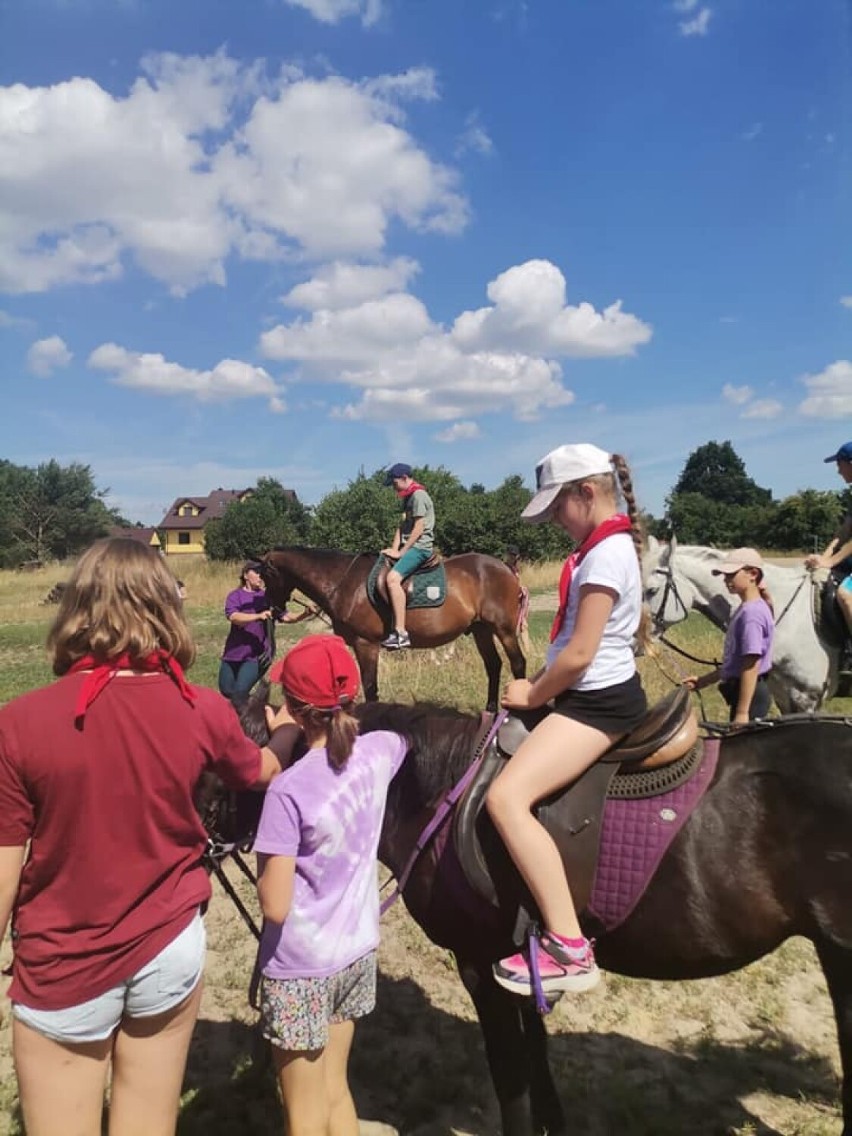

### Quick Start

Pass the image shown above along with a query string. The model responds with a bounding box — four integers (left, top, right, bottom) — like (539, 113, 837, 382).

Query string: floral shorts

(260, 951, 377, 1052)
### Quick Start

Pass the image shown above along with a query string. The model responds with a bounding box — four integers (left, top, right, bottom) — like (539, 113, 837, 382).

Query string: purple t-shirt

(253, 730, 408, 978)
(221, 587, 270, 663)
(720, 598, 774, 679)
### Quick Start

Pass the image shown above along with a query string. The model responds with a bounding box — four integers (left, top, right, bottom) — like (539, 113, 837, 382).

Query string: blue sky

(0, 0, 850, 526)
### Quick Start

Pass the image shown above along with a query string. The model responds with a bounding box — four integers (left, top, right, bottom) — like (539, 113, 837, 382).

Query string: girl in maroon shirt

(0, 537, 288, 1136)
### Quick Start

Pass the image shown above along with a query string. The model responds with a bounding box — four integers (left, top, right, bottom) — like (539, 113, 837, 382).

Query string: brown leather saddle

(452, 686, 699, 916)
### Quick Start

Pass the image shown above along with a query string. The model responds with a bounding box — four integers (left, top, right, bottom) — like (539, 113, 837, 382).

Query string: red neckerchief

(550, 515, 633, 642)
(68, 650, 196, 727)
(397, 481, 426, 499)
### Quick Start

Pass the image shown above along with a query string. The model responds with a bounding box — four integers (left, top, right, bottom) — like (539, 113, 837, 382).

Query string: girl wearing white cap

(487, 444, 647, 999)
(683, 548, 775, 723)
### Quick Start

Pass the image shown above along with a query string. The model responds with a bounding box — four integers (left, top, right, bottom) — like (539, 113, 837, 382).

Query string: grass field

(0, 557, 850, 1135)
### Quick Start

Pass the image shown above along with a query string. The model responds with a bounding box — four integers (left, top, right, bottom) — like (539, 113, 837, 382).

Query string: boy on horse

(380, 463, 436, 650)
(806, 440, 852, 673)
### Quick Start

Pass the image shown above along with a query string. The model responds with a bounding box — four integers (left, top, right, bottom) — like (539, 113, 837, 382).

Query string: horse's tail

(517, 582, 530, 656)
(503, 548, 529, 656)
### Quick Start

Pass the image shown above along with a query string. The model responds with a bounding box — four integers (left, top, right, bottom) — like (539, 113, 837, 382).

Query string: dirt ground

(175, 856, 844, 1136)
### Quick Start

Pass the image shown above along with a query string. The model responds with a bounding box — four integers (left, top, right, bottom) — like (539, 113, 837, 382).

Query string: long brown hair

(48, 537, 195, 675)
(565, 454, 652, 651)
(283, 696, 359, 770)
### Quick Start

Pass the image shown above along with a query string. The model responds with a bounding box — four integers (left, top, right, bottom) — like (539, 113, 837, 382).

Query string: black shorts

(718, 675, 771, 721)
(552, 673, 647, 735)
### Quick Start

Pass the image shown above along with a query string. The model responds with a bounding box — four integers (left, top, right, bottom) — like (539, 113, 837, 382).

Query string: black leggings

(718, 675, 771, 721)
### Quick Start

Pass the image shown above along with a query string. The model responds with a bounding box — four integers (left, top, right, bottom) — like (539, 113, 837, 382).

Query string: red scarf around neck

(550, 514, 634, 642)
(397, 481, 426, 499)
(68, 650, 196, 726)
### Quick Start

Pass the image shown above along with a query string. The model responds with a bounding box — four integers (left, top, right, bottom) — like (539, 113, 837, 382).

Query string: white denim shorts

(12, 910, 206, 1045)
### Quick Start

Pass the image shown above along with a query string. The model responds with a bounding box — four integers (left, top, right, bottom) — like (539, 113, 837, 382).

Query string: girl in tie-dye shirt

(254, 634, 407, 1135)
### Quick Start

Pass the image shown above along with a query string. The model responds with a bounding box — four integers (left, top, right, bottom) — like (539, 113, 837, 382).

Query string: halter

(647, 561, 722, 666)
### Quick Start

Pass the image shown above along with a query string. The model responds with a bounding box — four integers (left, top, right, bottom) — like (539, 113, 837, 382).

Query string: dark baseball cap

(824, 442, 852, 463)
(384, 462, 412, 485)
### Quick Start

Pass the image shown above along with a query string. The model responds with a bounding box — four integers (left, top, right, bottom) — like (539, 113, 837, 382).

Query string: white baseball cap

(521, 444, 613, 522)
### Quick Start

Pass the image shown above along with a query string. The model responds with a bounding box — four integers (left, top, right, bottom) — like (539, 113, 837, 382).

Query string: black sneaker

(382, 630, 411, 650)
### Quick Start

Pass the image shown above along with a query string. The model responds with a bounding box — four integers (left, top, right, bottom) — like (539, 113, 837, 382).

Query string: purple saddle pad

(586, 738, 720, 933)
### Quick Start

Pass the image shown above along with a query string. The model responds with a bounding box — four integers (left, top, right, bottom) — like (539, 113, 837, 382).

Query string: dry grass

(0, 559, 849, 1135)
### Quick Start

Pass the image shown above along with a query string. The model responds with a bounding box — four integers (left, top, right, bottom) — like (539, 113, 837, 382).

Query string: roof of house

(158, 488, 253, 531)
(109, 526, 161, 546)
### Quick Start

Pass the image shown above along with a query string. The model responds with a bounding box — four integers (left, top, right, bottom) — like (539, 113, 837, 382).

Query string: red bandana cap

(269, 635, 360, 710)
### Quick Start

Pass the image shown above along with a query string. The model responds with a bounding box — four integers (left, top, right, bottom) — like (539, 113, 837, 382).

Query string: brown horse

(260, 547, 528, 709)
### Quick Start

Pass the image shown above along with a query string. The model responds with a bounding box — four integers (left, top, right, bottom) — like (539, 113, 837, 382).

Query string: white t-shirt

(546, 533, 641, 691)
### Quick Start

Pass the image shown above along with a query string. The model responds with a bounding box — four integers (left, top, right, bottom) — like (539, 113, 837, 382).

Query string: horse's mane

(269, 545, 373, 560)
(673, 545, 808, 579)
(240, 683, 482, 801)
(355, 700, 482, 800)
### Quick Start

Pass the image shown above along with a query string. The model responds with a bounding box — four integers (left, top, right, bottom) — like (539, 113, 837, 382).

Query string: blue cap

(384, 462, 412, 485)
(824, 442, 852, 463)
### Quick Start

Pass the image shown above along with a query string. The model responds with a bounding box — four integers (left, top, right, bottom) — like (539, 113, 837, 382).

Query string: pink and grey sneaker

(493, 933, 600, 997)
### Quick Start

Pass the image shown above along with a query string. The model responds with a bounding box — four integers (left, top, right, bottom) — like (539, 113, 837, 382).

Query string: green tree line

(0, 442, 848, 566)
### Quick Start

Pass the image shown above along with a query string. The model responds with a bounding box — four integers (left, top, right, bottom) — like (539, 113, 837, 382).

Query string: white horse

(643, 537, 840, 714)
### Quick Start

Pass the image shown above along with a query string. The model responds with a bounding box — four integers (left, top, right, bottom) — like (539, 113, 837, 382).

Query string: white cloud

(677, 5, 712, 36)
(27, 335, 72, 376)
(88, 343, 282, 409)
(741, 399, 783, 420)
(0, 54, 467, 293)
(0, 308, 33, 330)
(450, 260, 652, 358)
(840, 296, 852, 309)
(260, 258, 649, 422)
(283, 0, 383, 26)
(798, 360, 852, 417)
(434, 421, 481, 443)
(455, 112, 494, 158)
(740, 123, 763, 142)
(283, 258, 420, 310)
(722, 383, 753, 405)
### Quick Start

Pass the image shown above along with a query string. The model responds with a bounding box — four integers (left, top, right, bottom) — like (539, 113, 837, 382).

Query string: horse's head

(196, 682, 273, 852)
(643, 536, 696, 633)
(259, 551, 295, 609)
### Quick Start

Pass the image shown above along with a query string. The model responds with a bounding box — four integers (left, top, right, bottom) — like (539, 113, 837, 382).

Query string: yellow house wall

(162, 531, 206, 556)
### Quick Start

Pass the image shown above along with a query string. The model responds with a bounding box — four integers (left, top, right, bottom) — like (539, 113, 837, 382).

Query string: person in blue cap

(380, 463, 435, 649)
(806, 441, 852, 672)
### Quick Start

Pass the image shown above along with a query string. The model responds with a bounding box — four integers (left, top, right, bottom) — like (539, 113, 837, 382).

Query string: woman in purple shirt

(218, 560, 301, 704)
(684, 547, 775, 723)
(253, 635, 407, 1136)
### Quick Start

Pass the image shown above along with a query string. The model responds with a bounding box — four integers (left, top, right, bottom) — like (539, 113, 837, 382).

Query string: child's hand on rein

(501, 678, 535, 710)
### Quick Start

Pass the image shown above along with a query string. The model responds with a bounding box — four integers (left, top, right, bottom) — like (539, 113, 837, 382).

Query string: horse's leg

(471, 624, 503, 712)
(352, 639, 380, 702)
(521, 1003, 566, 1135)
(456, 957, 541, 1136)
(815, 937, 852, 1136)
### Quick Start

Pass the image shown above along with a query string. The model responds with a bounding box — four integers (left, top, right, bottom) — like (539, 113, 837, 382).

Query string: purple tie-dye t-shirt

(253, 730, 408, 979)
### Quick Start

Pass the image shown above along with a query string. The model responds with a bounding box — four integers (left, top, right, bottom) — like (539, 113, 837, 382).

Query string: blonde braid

(612, 453, 652, 651)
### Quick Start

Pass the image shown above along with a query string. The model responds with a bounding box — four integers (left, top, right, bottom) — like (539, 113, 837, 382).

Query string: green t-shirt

(402, 488, 435, 551)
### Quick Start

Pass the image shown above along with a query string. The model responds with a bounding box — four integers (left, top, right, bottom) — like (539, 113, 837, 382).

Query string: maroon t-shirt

(0, 672, 261, 1010)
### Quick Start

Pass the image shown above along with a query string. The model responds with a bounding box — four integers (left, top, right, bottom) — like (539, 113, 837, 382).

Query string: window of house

(178, 532, 191, 545)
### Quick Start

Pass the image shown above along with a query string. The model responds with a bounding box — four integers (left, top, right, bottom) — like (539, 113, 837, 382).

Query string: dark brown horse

(205, 692, 852, 1136)
(260, 547, 528, 709)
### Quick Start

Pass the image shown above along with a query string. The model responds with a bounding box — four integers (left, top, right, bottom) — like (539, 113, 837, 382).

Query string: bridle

(646, 562, 722, 668)
(200, 789, 262, 941)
